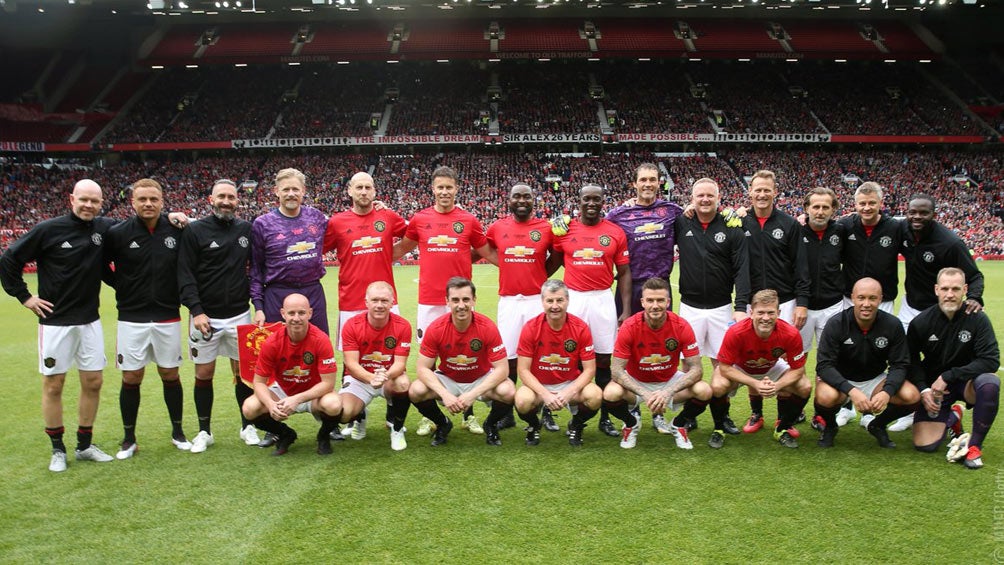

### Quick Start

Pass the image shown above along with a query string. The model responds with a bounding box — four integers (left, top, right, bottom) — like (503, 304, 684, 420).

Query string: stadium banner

(501, 133, 603, 143)
(107, 141, 234, 151)
(829, 135, 987, 144)
(615, 133, 831, 143)
(232, 135, 484, 148)
(0, 141, 45, 152)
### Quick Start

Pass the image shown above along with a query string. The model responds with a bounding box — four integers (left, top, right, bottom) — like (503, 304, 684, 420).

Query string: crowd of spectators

(496, 63, 600, 135)
(594, 63, 713, 134)
(384, 63, 490, 136)
(2, 149, 1001, 255)
(274, 64, 388, 139)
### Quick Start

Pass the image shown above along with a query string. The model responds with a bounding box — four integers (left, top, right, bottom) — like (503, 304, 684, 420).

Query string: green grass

(1, 263, 1002, 563)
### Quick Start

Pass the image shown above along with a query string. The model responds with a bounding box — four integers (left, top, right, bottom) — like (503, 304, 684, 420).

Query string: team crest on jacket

(829, 235, 840, 246)
(923, 251, 935, 263)
(164, 236, 177, 249)
(529, 230, 542, 242)
(452, 222, 465, 234)
(44, 357, 56, 368)
(384, 336, 397, 349)
(714, 232, 726, 243)
(564, 339, 577, 353)
(470, 338, 483, 351)
(874, 337, 888, 349)
(598, 235, 611, 247)
(665, 338, 679, 351)
(374, 220, 386, 232)
(303, 351, 315, 365)
(879, 236, 892, 247)
(771, 229, 784, 239)
(770, 347, 785, 358)
(238, 236, 249, 248)
(959, 330, 972, 343)
(91, 233, 102, 246)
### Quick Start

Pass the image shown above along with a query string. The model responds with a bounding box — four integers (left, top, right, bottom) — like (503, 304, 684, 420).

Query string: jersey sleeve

(678, 319, 700, 358)
(469, 216, 488, 249)
(322, 215, 339, 254)
(785, 330, 807, 370)
(576, 322, 596, 362)
(613, 230, 631, 266)
(516, 319, 537, 358)
(316, 335, 338, 376)
(404, 215, 419, 242)
(419, 320, 441, 359)
(612, 317, 635, 360)
(485, 321, 508, 363)
(254, 334, 279, 379)
(340, 317, 361, 352)
(717, 328, 740, 367)
(393, 317, 413, 357)
(391, 211, 407, 238)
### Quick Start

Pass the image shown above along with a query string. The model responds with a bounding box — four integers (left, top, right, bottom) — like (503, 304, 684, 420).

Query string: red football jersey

(324, 208, 406, 311)
(419, 311, 506, 383)
(717, 318, 807, 376)
(255, 324, 337, 396)
(516, 313, 595, 386)
(553, 219, 630, 291)
(404, 206, 488, 305)
(487, 216, 553, 296)
(613, 311, 699, 383)
(340, 311, 412, 374)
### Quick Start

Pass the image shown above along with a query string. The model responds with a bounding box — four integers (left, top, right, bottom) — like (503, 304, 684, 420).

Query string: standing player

(739, 170, 810, 435)
(909, 268, 999, 470)
(0, 179, 117, 471)
(242, 294, 342, 456)
(814, 278, 920, 448)
(605, 278, 708, 450)
(250, 168, 329, 334)
(486, 183, 561, 432)
(324, 171, 407, 439)
(338, 281, 413, 451)
(552, 184, 632, 438)
(833, 181, 903, 427)
(104, 178, 190, 459)
(394, 166, 496, 436)
(707, 290, 811, 449)
(673, 178, 749, 435)
(177, 179, 260, 453)
(408, 278, 514, 447)
(514, 280, 601, 447)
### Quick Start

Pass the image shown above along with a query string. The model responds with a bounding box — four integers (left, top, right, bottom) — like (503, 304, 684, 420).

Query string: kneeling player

(709, 289, 810, 449)
(339, 282, 413, 451)
(241, 294, 342, 455)
(515, 280, 602, 447)
(605, 278, 708, 449)
(814, 278, 920, 448)
(408, 278, 514, 447)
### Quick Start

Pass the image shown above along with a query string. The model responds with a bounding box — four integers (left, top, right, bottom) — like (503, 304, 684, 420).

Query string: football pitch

(1, 263, 1002, 563)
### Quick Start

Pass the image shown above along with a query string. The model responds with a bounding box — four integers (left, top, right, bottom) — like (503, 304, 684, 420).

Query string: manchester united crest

(164, 236, 177, 249)
(564, 339, 577, 353)
(598, 235, 611, 247)
(303, 351, 315, 365)
(374, 220, 386, 232)
(665, 339, 678, 351)
(770, 347, 785, 359)
(875, 337, 888, 349)
(384, 336, 397, 349)
(470, 338, 483, 351)
(453, 222, 465, 234)
(529, 230, 542, 242)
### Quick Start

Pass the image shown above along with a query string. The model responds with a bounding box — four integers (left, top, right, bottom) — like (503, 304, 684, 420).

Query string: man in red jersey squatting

(486, 183, 562, 432)
(242, 293, 342, 456)
(338, 281, 413, 451)
(324, 171, 407, 440)
(514, 279, 601, 447)
(707, 289, 810, 449)
(605, 278, 709, 450)
(395, 166, 497, 437)
(552, 184, 632, 439)
(408, 277, 514, 447)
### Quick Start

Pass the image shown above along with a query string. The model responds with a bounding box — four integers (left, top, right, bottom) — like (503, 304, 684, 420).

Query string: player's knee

(408, 381, 428, 402)
(897, 381, 921, 404)
(514, 387, 536, 412)
(42, 374, 66, 396)
(389, 375, 411, 394)
(242, 397, 263, 419)
(602, 383, 624, 402)
(913, 440, 942, 453)
(581, 383, 603, 408)
(318, 393, 341, 417)
(79, 371, 103, 393)
(692, 381, 712, 401)
(975, 373, 1001, 391)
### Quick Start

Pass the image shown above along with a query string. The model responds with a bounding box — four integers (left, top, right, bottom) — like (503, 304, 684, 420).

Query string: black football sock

(604, 400, 637, 427)
(414, 399, 450, 427)
(815, 402, 838, 430)
(76, 426, 93, 452)
(871, 401, 919, 429)
(45, 426, 66, 452)
(673, 398, 708, 427)
(317, 416, 339, 439)
(251, 415, 285, 436)
(120, 381, 141, 443)
(709, 396, 730, 429)
(969, 374, 1000, 449)
(162, 378, 185, 438)
(777, 394, 808, 431)
(194, 378, 214, 434)
(484, 400, 512, 430)
(518, 408, 541, 430)
(595, 367, 611, 421)
(749, 393, 763, 415)
(388, 392, 411, 432)
(570, 406, 598, 430)
(235, 381, 254, 428)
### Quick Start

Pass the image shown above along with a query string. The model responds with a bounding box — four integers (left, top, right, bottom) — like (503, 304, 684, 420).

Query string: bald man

(814, 278, 920, 448)
(1, 179, 119, 471)
(323, 171, 407, 440)
(242, 293, 342, 456)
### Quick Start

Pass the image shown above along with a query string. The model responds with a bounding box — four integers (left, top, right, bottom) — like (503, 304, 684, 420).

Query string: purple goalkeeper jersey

(250, 206, 327, 310)
(605, 199, 683, 280)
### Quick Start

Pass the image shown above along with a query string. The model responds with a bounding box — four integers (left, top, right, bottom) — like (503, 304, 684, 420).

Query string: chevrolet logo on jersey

(745, 357, 775, 370)
(572, 248, 603, 259)
(282, 365, 311, 382)
(286, 241, 316, 254)
(640, 353, 671, 365)
(362, 351, 392, 363)
(539, 353, 570, 365)
(505, 246, 535, 257)
(428, 235, 459, 246)
(634, 222, 663, 234)
(352, 236, 382, 248)
(446, 354, 478, 365)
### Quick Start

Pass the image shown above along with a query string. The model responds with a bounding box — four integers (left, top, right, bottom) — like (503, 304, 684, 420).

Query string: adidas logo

(60, 241, 72, 249)
(843, 338, 854, 345)
(684, 230, 693, 237)
(209, 241, 220, 248)
(928, 335, 939, 342)
(848, 234, 857, 241)
(129, 241, 140, 249)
